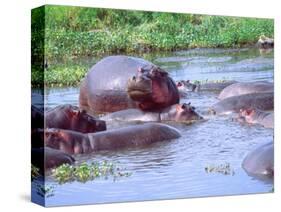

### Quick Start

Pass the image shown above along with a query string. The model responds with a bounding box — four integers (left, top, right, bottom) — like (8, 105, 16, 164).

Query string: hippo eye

(181, 104, 187, 109)
(191, 106, 195, 110)
(177, 82, 182, 86)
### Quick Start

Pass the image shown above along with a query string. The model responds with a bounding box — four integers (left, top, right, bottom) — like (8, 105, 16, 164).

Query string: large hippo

(257, 35, 274, 49)
(79, 56, 179, 114)
(46, 104, 106, 133)
(239, 108, 274, 129)
(45, 123, 181, 154)
(101, 103, 203, 123)
(209, 92, 273, 115)
(32, 147, 75, 171)
(176, 80, 237, 93)
(242, 142, 274, 178)
(218, 81, 273, 100)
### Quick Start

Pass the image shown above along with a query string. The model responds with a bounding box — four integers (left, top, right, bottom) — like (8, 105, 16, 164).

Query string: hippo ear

(70, 109, 80, 117)
(186, 80, 190, 83)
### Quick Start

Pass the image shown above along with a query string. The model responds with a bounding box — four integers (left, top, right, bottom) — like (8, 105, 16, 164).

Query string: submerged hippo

(257, 35, 274, 49)
(79, 56, 179, 114)
(242, 142, 274, 178)
(45, 123, 181, 154)
(239, 108, 274, 129)
(46, 104, 106, 133)
(210, 92, 273, 115)
(176, 80, 237, 94)
(101, 103, 203, 123)
(218, 81, 273, 100)
(32, 147, 75, 171)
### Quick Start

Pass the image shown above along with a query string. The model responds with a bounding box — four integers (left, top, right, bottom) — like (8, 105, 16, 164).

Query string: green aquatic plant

(205, 162, 235, 176)
(52, 164, 74, 184)
(52, 161, 132, 184)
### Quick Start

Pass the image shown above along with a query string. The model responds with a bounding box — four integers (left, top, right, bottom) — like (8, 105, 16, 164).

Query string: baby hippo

(101, 103, 203, 123)
(239, 108, 274, 129)
(46, 104, 106, 133)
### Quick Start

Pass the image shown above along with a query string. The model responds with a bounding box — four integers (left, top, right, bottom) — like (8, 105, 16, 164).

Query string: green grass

(31, 5, 274, 87)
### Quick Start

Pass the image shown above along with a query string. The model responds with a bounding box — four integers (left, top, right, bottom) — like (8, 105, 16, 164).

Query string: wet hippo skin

(45, 123, 181, 154)
(218, 81, 273, 100)
(209, 92, 273, 115)
(239, 108, 273, 129)
(101, 103, 203, 123)
(46, 104, 106, 133)
(79, 56, 179, 113)
(242, 142, 273, 178)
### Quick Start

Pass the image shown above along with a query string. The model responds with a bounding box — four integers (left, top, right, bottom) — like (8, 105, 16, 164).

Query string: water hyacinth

(52, 161, 132, 184)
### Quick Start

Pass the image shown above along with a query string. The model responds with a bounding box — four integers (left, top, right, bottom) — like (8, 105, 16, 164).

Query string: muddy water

(35, 48, 274, 206)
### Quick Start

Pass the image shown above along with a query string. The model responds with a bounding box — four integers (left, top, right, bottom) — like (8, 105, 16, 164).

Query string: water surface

(33, 48, 274, 206)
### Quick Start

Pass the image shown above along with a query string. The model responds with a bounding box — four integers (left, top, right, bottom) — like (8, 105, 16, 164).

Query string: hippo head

(176, 80, 197, 92)
(174, 103, 203, 122)
(127, 66, 179, 110)
(239, 108, 257, 122)
(44, 128, 79, 154)
(64, 105, 106, 133)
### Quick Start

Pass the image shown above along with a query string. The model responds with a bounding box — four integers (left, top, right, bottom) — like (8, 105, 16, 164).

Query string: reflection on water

(33, 48, 274, 206)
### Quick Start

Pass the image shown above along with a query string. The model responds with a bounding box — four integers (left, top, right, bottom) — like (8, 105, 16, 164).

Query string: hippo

(218, 82, 273, 100)
(209, 92, 273, 115)
(46, 104, 106, 133)
(242, 142, 274, 178)
(239, 108, 274, 128)
(45, 123, 181, 154)
(32, 147, 75, 171)
(79, 56, 179, 114)
(176, 80, 237, 96)
(101, 103, 203, 123)
(257, 35, 274, 49)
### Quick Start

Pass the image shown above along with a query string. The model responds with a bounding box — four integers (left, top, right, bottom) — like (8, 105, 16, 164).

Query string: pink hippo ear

(176, 104, 183, 112)
(70, 109, 80, 117)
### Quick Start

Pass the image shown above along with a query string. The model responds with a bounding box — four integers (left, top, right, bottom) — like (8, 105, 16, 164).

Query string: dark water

(32, 48, 274, 206)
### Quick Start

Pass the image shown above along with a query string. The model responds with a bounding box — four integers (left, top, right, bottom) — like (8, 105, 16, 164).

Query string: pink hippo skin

(101, 103, 203, 123)
(239, 108, 274, 128)
(45, 123, 181, 154)
(79, 56, 179, 114)
(46, 104, 106, 133)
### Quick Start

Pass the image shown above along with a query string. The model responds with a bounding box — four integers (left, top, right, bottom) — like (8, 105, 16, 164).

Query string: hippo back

(242, 142, 274, 177)
(218, 82, 273, 100)
(86, 56, 153, 91)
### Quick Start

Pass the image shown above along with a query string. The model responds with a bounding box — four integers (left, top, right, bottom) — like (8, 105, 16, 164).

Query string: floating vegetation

(205, 163, 235, 176)
(52, 161, 132, 184)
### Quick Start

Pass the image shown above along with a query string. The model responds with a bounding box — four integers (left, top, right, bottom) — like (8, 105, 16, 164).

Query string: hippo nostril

(132, 76, 136, 81)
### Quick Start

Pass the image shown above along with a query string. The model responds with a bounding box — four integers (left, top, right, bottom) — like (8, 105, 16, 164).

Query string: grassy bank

(31, 5, 274, 87)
